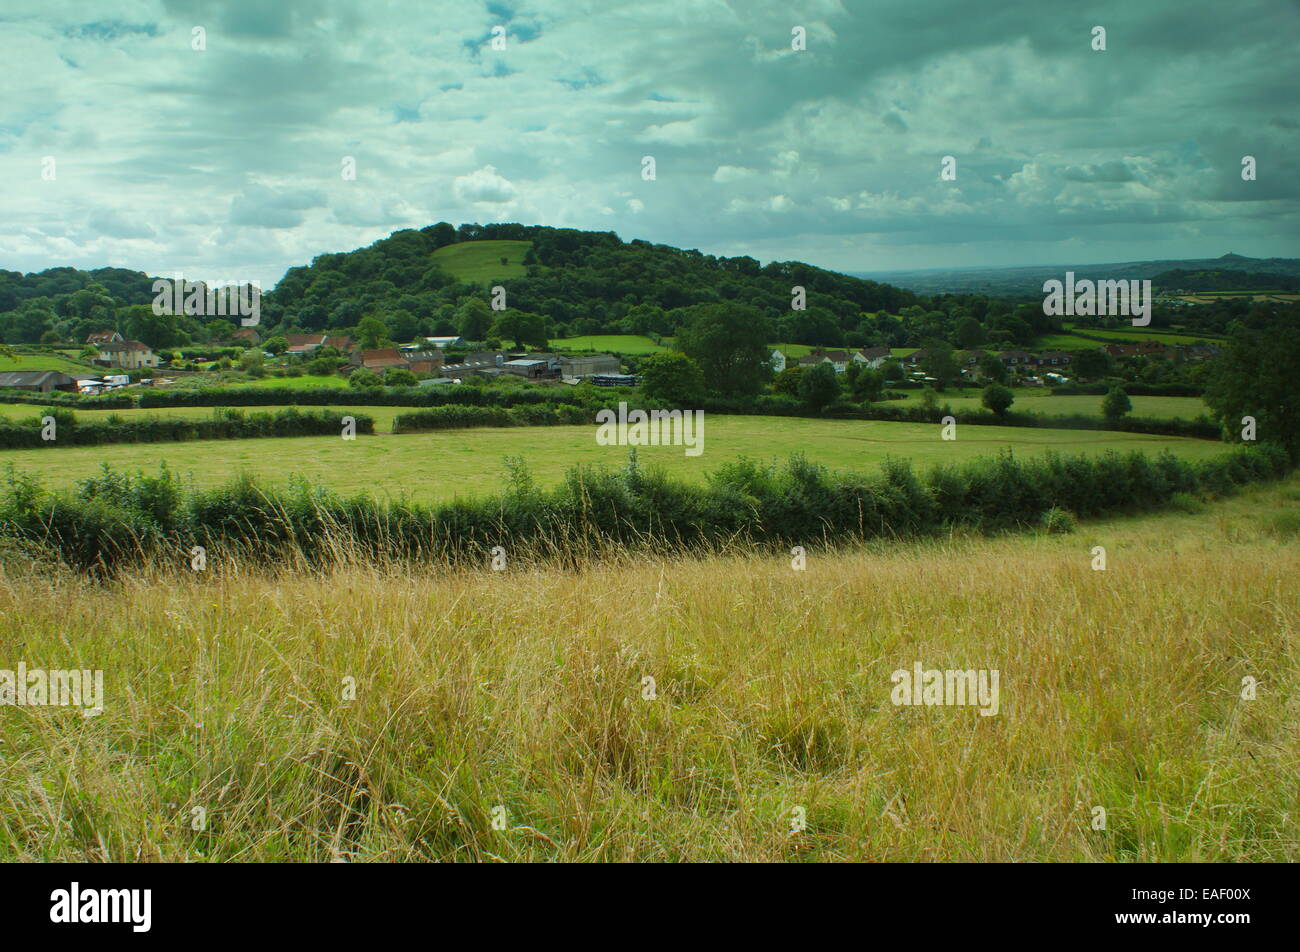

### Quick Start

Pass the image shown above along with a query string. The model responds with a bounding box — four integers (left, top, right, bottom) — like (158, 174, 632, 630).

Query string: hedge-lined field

(888, 390, 1210, 420)
(0, 441, 1288, 574)
(0, 416, 1234, 503)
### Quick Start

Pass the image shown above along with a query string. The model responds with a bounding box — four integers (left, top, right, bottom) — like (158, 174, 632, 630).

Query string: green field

(1060, 324, 1225, 346)
(0, 414, 1228, 504)
(550, 335, 666, 355)
(430, 239, 531, 284)
(0, 401, 408, 431)
(885, 390, 1211, 420)
(224, 374, 350, 389)
(0, 352, 96, 374)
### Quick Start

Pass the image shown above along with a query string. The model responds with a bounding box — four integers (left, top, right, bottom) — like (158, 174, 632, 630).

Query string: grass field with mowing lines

(0, 414, 1228, 503)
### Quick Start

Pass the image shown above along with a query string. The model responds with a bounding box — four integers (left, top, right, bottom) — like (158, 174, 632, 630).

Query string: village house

(854, 346, 892, 369)
(1038, 351, 1073, 367)
(0, 370, 79, 393)
(798, 347, 853, 372)
(85, 331, 123, 346)
(94, 339, 159, 370)
(1105, 342, 1168, 359)
(999, 349, 1035, 367)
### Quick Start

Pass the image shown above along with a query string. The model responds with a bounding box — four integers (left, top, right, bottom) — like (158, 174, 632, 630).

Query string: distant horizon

(3, 231, 1296, 294)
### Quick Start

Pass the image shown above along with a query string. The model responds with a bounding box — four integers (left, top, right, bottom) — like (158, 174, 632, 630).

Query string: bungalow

(854, 346, 893, 369)
(798, 347, 853, 372)
(0, 370, 78, 393)
(85, 331, 123, 346)
(94, 340, 159, 370)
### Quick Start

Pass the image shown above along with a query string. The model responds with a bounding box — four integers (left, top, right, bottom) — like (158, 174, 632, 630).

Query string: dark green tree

(798, 362, 840, 411)
(638, 352, 706, 406)
(982, 383, 1014, 416)
(676, 303, 772, 397)
(1102, 386, 1132, 421)
(1205, 326, 1300, 458)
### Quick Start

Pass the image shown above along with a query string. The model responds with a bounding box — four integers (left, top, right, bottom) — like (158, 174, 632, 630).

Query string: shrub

(1040, 507, 1077, 534)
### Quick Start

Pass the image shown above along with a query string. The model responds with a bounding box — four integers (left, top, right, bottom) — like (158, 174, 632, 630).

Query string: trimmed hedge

(0, 443, 1288, 574)
(0, 407, 372, 448)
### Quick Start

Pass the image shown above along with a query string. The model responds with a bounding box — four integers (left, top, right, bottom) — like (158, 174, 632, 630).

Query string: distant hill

(854, 254, 1300, 296)
(261, 222, 921, 342)
(1153, 268, 1300, 292)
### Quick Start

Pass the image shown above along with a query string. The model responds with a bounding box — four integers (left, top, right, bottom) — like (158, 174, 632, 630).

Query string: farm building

(0, 370, 79, 393)
(558, 353, 621, 377)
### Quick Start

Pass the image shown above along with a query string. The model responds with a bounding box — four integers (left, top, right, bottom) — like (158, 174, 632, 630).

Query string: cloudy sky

(1, 0, 1297, 288)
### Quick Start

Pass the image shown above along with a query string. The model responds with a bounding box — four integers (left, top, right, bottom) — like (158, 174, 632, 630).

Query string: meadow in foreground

(0, 476, 1295, 861)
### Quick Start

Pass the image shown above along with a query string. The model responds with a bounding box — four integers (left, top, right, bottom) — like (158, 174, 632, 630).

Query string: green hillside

(0, 351, 96, 374)
(430, 240, 531, 285)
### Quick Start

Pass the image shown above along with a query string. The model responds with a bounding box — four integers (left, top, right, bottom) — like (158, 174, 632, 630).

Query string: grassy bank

(1, 476, 1295, 861)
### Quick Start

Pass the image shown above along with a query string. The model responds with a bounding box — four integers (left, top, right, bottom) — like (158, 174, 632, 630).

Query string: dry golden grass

(0, 478, 1296, 862)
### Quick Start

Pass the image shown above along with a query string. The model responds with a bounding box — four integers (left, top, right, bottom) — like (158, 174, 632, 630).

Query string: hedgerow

(0, 407, 372, 448)
(1, 443, 1288, 575)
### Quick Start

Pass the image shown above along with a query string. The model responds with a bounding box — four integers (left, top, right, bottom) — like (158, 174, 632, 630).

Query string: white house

(853, 346, 892, 369)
